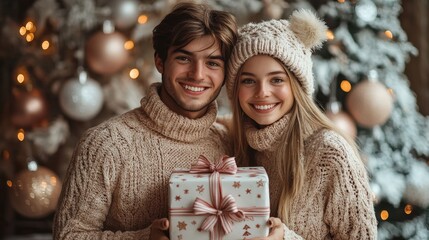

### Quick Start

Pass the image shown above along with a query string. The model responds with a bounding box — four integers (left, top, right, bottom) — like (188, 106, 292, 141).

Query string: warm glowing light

(138, 15, 148, 24)
(17, 129, 25, 141)
(124, 40, 134, 50)
(404, 204, 413, 215)
(338, 0, 345, 3)
(26, 33, 35, 42)
(340, 80, 352, 93)
(129, 68, 140, 79)
(380, 210, 389, 220)
(19, 26, 27, 36)
(7, 180, 12, 187)
(384, 30, 393, 39)
(17, 74, 25, 83)
(25, 21, 34, 30)
(42, 40, 50, 50)
(326, 30, 335, 41)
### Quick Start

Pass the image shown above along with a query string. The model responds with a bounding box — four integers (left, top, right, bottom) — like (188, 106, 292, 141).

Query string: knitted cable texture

(246, 115, 378, 239)
(53, 83, 231, 239)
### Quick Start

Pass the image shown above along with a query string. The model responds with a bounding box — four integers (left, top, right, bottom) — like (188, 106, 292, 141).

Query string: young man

(53, 2, 237, 239)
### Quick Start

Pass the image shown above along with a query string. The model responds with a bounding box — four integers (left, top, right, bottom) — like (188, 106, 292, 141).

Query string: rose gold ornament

(326, 110, 357, 139)
(11, 87, 49, 128)
(85, 21, 130, 75)
(346, 78, 393, 128)
(8, 166, 62, 218)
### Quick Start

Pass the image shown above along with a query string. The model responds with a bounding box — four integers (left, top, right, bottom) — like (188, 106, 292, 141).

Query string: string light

(124, 40, 134, 50)
(380, 210, 389, 220)
(384, 30, 393, 40)
(340, 80, 352, 92)
(26, 33, 35, 42)
(138, 15, 148, 24)
(19, 26, 27, 36)
(338, 0, 345, 3)
(404, 204, 413, 215)
(129, 68, 140, 79)
(17, 128, 25, 141)
(6, 180, 13, 188)
(25, 21, 35, 32)
(326, 30, 335, 41)
(41, 40, 50, 50)
(17, 73, 25, 84)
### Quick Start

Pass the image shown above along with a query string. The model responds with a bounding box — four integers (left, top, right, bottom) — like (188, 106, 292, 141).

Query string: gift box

(169, 155, 270, 240)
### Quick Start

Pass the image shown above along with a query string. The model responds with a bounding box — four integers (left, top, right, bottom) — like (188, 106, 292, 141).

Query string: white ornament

(59, 70, 104, 121)
(355, 0, 377, 23)
(113, 0, 141, 30)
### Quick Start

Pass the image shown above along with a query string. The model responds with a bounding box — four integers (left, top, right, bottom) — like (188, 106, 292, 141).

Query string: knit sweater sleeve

(53, 126, 150, 239)
(321, 134, 377, 239)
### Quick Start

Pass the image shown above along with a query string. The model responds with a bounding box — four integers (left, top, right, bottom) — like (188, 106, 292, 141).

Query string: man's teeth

(254, 104, 275, 110)
(184, 85, 205, 92)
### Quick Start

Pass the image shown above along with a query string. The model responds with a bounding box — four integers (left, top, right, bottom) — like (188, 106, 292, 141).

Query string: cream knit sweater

(246, 115, 378, 239)
(53, 83, 231, 239)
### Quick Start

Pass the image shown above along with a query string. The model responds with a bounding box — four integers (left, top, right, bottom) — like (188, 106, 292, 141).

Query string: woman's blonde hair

(231, 60, 360, 223)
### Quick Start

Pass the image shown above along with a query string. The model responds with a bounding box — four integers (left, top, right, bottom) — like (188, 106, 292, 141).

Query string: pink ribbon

(190, 155, 244, 239)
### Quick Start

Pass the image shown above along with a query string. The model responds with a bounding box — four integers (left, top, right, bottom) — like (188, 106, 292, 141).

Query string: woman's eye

(240, 78, 255, 84)
(271, 78, 284, 84)
(207, 61, 222, 68)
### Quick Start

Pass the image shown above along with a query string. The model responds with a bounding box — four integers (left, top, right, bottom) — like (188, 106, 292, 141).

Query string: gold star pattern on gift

(184, 189, 189, 194)
(256, 224, 260, 228)
(233, 181, 241, 188)
(256, 179, 264, 187)
(175, 195, 181, 201)
(177, 235, 183, 240)
(191, 220, 197, 225)
(177, 221, 187, 231)
(257, 194, 261, 198)
(176, 184, 180, 188)
(246, 188, 251, 194)
(196, 185, 205, 193)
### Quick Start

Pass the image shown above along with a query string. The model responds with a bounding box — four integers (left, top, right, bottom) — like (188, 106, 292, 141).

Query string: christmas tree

(0, 0, 428, 239)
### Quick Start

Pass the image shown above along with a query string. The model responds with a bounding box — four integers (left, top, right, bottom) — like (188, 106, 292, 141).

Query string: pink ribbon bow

(190, 155, 238, 175)
(190, 155, 243, 239)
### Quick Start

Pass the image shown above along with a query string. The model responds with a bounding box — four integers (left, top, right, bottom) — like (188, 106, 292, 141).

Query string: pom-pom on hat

(226, 9, 327, 99)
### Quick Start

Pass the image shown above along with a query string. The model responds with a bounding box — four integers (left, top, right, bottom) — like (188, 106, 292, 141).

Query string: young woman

(225, 10, 377, 239)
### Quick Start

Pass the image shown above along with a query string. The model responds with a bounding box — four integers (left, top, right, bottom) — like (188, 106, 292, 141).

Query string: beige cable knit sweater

(53, 83, 231, 239)
(245, 115, 378, 239)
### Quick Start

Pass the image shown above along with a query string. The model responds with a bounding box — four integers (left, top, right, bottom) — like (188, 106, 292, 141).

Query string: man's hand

(150, 218, 169, 240)
(249, 217, 285, 240)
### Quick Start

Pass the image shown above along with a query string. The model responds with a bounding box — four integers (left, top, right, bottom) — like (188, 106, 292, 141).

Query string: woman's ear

(154, 53, 164, 74)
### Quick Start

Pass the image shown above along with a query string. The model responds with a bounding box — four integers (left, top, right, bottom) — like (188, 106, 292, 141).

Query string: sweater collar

(245, 114, 291, 152)
(245, 113, 316, 152)
(139, 83, 217, 142)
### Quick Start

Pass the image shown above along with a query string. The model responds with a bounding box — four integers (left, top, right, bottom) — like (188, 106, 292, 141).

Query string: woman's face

(238, 55, 294, 126)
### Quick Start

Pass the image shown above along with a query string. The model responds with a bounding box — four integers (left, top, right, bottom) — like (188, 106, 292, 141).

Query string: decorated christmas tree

(0, 0, 428, 239)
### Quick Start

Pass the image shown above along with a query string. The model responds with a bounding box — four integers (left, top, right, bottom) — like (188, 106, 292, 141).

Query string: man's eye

(176, 56, 190, 62)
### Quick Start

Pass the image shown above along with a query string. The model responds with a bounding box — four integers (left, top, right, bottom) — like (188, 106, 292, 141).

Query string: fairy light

(129, 68, 139, 79)
(17, 129, 25, 141)
(384, 30, 393, 39)
(340, 80, 352, 93)
(6, 180, 12, 187)
(404, 204, 413, 215)
(41, 40, 50, 50)
(326, 30, 335, 41)
(124, 40, 134, 50)
(17, 73, 25, 84)
(338, 0, 345, 3)
(380, 210, 389, 220)
(19, 26, 27, 36)
(25, 21, 34, 31)
(26, 32, 35, 42)
(138, 15, 148, 24)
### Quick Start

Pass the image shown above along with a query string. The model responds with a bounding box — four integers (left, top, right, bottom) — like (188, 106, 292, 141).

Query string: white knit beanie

(226, 9, 327, 99)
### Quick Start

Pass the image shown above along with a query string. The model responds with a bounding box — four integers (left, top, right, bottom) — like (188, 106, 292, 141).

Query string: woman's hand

(249, 217, 285, 240)
(149, 218, 170, 240)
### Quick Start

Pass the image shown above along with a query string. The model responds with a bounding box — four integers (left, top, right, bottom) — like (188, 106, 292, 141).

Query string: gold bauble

(9, 166, 62, 218)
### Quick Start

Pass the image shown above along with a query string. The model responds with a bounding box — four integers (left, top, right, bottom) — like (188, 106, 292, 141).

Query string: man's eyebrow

(173, 49, 224, 61)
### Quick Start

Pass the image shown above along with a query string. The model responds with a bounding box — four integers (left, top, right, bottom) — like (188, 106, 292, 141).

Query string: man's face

(155, 35, 225, 119)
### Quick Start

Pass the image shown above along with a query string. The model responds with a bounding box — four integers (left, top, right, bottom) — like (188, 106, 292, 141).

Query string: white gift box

(169, 156, 270, 240)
